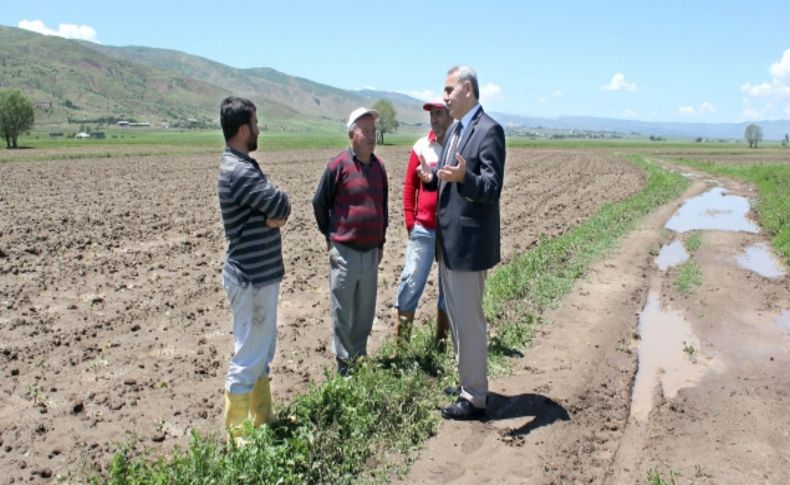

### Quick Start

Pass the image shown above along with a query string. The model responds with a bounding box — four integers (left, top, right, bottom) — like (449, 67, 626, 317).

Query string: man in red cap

(393, 100, 453, 349)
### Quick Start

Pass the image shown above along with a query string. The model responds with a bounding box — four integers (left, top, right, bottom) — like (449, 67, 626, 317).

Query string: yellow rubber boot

(249, 376, 275, 427)
(224, 391, 251, 442)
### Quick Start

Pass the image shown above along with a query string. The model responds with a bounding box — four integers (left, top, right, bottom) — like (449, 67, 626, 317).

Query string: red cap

(422, 100, 447, 111)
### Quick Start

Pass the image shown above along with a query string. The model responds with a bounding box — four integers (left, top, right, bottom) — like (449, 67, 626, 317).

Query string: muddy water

(665, 187, 759, 233)
(631, 292, 720, 422)
(736, 243, 787, 279)
(655, 240, 689, 271)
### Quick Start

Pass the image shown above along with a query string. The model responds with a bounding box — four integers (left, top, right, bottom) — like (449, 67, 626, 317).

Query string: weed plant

(684, 231, 702, 252)
(675, 260, 703, 293)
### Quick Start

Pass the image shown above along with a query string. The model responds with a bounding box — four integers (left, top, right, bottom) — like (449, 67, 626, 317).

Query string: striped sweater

(217, 147, 291, 287)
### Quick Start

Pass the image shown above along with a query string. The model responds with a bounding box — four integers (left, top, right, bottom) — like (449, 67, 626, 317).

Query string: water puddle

(655, 240, 689, 271)
(736, 243, 787, 279)
(631, 292, 721, 422)
(665, 187, 759, 233)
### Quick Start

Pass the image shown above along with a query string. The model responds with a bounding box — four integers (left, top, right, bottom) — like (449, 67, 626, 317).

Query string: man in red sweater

(394, 100, 453, 349)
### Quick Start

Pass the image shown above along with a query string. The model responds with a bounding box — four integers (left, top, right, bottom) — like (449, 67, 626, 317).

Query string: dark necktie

(444, 122, 462, 167)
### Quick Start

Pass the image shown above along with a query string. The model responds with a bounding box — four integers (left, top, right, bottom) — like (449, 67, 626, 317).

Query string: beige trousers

(440, 262, 488, 408)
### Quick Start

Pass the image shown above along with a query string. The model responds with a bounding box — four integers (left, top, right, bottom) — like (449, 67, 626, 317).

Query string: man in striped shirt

(312, 107, 388, 375)
(217, 96, 290, 440)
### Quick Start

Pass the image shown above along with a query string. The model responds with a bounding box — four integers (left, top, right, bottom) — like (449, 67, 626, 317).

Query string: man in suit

(418, 65, 506, 420)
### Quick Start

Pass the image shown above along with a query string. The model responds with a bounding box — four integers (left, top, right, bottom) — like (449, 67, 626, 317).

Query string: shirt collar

(349, 147, 378, 165)
(225, 146, 256, 163)
(459, 104, 481, 133)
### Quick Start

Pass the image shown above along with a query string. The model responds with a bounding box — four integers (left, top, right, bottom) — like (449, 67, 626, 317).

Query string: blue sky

(2, 0, 789, 123)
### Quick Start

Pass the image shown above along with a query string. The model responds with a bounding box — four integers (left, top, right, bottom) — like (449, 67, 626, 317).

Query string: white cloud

(740, 99, 765, 120)
(552, 90, 563, 97)
(18, 19, 99, 42)
(401, 89, 439, 102)
(742, 107, 764, 120)
(741, 81, 790, 97)
(600, 73, 638, 92)
(678, 102, 716, 116)
(537, 96, 547, 103)
(742, 49, 790, 98)
(770, 49, 790, 83)
(480, 82, 502, 103)
(623, 109, 638, 118)
(699, 101, 716, 113)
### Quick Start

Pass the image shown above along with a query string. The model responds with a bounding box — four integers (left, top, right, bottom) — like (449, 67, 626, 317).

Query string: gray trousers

(329, 242, 379, 361)
(440, 261, 488, 408)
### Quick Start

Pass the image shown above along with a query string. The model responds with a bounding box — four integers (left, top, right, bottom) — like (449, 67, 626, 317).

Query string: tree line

(4, 89, 788, 150)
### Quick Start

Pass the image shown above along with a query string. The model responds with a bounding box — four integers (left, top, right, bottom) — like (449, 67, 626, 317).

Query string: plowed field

(0, 146, 643, 481)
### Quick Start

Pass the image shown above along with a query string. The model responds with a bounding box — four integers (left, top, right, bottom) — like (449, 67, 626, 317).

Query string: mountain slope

(87, 46, 425, 123)
(0, 25, 425, 130)
(0, 26, 232, 126)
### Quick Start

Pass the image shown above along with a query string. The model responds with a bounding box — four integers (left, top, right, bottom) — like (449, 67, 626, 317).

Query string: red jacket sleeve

(402, 148, 420, 232)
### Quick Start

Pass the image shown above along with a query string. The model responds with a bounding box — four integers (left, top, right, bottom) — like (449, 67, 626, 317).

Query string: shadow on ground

(486, 392, 570, 436)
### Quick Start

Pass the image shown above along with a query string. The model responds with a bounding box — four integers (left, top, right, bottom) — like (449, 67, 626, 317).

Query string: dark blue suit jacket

(429, 107, 506, 271)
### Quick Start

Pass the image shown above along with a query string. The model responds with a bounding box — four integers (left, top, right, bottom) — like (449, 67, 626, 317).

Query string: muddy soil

(0, 146, 643, 481)
(405, 159, 790, 484)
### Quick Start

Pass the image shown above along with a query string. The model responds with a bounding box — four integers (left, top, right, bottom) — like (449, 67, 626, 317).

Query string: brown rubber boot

(435, 308, 450, 352)
(396, 311, 415, 347)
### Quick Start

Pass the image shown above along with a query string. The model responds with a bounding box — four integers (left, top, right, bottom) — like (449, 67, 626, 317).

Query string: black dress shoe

(441, 398, 485, 421)
(443, 385, 460, 396)
(336, 358, 349, 377)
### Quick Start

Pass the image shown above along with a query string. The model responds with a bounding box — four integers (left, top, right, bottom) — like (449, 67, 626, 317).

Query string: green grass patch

(104, 156, 689, 483)
(484, 155, 690, 319)
(676, 159, 790, 266)
(684, 231, 702, 252)
(107, 361, 440, 484)
(675, 260, 702, 294)
(3, 130, 419, 163)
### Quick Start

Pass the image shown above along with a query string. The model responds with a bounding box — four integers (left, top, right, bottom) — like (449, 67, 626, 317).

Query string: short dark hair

(220, 96, 256, 141)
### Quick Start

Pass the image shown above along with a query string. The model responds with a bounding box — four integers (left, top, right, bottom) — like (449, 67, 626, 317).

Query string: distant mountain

(492, 113, 790, 141)
(0, 25, 424, 130)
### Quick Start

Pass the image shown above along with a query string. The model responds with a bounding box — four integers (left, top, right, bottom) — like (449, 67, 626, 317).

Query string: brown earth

(0, 146, 644, 482)
(404, 156, 790, 484)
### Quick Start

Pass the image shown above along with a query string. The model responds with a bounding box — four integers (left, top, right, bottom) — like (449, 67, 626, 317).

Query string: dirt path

(405, 164, 790, 484)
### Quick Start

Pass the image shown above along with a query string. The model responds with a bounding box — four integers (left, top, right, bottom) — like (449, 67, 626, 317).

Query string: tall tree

(372, 99, 398, 145)
(744, 123, 763, 149)
(0, 90, 35, 149)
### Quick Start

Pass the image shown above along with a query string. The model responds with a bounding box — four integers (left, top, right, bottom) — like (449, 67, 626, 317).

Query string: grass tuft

(675, 260, 702, 294)
(684, 231, 702, 252)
